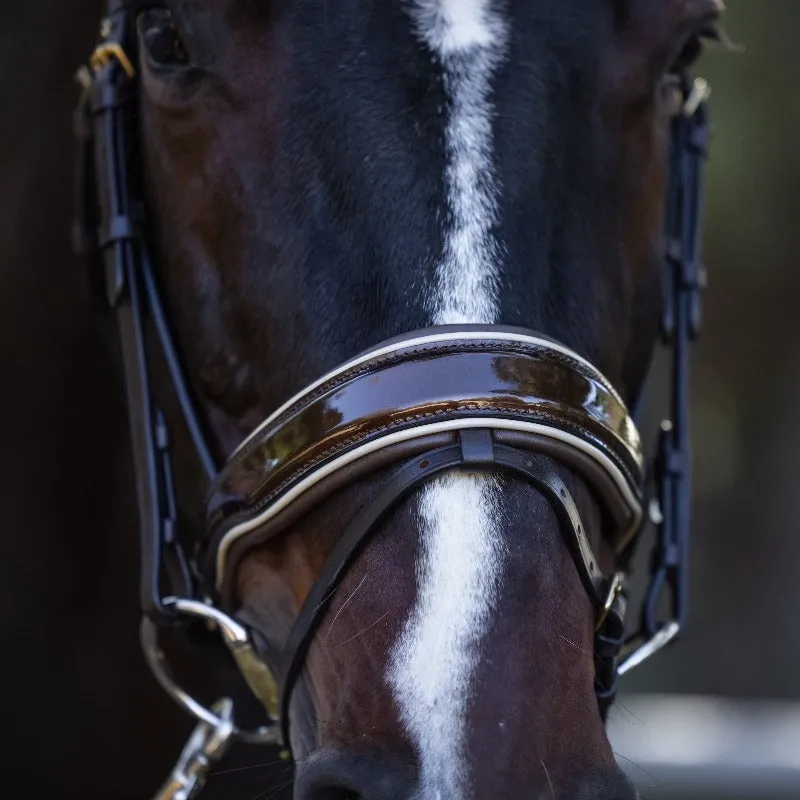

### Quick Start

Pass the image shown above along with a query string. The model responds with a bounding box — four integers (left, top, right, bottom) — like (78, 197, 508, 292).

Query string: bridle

(73, 2, 711, 797)
(75, 2, 711, 791)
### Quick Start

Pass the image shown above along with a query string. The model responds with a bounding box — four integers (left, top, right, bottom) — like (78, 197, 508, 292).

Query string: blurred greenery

(617, 2, 800, 794)
(626, 0, 800, 700)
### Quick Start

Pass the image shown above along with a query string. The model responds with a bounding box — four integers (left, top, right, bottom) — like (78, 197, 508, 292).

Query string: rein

(73, 2, 711, 797)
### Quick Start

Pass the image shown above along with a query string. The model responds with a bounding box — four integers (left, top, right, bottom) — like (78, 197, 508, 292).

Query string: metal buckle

(151, 698, 235, 800)
(595, 572, 624, 632)
(140, 597, 281, 746)
(617, 621, 680, 676)
(87, 16, 136, 78)
(683, 77, 711, 117)
(90, 42, 136, 78)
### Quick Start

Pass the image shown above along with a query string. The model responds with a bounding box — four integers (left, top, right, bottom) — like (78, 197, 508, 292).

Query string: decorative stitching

(213, 401, 640, 537)
(222, 339, 622, 470)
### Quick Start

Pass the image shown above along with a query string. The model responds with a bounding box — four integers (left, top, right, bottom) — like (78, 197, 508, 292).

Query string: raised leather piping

(211, 428, 641, 606)
(212, 418, 643, 590)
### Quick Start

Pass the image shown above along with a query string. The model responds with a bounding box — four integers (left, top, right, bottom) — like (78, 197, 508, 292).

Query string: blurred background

(609, 2, 800, 797)
(1, 1, 797, 798)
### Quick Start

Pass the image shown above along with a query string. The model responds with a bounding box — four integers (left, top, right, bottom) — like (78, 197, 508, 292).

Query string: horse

(57, 0, 725, 797)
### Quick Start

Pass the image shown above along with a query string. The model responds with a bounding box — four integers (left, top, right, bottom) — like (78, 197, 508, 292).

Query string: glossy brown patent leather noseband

(209, 327, 644, 586)
(203, 327, 644, 744)
(73, 0, 712, 794)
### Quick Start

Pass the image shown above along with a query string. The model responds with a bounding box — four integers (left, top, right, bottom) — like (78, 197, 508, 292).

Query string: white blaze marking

(389, 3, 509, 798)
(389, 474, 504, 799)
(412, 0, 508, 326)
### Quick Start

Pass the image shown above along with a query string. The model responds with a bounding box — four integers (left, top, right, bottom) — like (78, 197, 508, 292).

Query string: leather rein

(73, 2, 711, 796)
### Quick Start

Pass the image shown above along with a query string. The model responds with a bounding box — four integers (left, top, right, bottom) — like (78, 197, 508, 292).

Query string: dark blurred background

(1, 1, 797, 798)
(609, 2, 800, 796)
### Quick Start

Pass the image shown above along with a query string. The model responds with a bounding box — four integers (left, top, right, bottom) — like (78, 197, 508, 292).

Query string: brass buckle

(90, 42, 136, 78)
(595, 572, 624, 632)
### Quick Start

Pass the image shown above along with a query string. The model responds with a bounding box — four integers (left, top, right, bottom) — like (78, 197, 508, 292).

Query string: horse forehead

(407, 0, 509, 53)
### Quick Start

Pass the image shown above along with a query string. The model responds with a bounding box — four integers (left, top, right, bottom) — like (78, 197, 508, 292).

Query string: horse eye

(139, 8, 191, 68)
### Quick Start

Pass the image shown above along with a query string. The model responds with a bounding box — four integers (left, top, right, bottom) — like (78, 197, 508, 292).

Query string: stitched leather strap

(276, 429, 622, 747)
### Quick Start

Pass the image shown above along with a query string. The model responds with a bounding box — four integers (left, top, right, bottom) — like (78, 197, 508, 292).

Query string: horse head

(76, 1, 723, 797)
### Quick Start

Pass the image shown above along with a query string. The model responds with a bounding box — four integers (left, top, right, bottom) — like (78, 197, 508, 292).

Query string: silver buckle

(617, 620, 681, 676)
(142, 598, 283, 799)
(140, 597, 281, 746)
(683, 77, 711, 117)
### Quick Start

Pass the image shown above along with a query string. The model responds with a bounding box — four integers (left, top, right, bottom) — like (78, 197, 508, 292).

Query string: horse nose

(294, 749, 415, 800)
(295, 752, 637, 800)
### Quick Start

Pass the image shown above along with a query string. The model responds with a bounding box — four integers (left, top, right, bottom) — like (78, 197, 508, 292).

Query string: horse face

(136, 0, 721, 797)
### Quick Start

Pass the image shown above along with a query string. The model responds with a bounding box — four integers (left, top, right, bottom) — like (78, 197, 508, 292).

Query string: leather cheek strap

(269, 428, 621, 749)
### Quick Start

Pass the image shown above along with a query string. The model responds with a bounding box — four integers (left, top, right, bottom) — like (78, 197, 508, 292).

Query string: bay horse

(75, 0, 721, 797)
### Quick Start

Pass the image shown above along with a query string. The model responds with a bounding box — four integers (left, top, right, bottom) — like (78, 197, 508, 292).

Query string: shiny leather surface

(209, 337, 643, 535)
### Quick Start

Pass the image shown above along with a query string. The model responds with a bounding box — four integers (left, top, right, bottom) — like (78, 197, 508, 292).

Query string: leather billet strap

(593, 590, 627, 719)
(206, 327, 644, 597)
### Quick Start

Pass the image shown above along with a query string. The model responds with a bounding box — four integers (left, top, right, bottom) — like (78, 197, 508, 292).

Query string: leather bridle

(73, 2, 711, 797)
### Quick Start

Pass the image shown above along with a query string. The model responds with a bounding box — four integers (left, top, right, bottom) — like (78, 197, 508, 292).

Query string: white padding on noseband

(215, 417, 642, 588)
